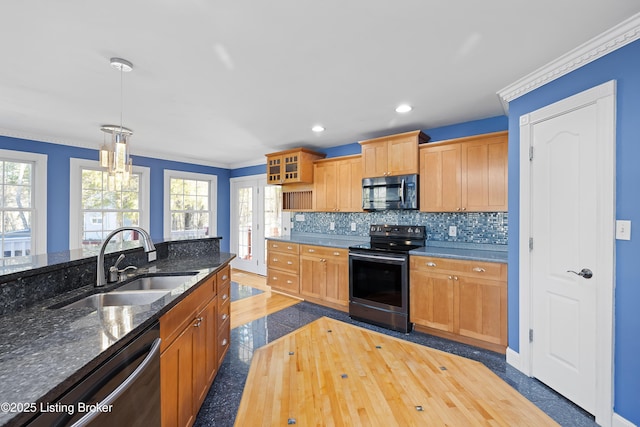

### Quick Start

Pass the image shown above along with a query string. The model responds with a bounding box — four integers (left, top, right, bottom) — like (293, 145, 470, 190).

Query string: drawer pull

(273, 258, 279, 262)
(472, 267, 486, 273)
(272, 276, 278, 280)
(193, 317, 203, 327)
(287, 261, 293, 265)
(221, 338, 228, 346)
(287, 246, 293, 250)
(308, 249, 315, 253)
(286, 280, 293, 284)
(333, 252, 340, 256)
(426, 262, 437, 267)
(272, 244, 279, 248)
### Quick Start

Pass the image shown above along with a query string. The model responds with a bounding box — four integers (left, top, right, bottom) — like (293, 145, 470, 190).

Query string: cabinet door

(461, 136, 508, 211)
(361, 140, 388, 178)
(299, 255, 325, 299)
(410, 269, 454, 332)
(420, 143, 461, 212)
(193, 297, 217, 409)
(324, 253, 349, 307)
(387, 136, 419, 176)
(161, 326, 195, 427)
(336, 157, 363, 212)
(267, 154, 283, 184)
(313, 161, 337, 211)
(455, 275, 507, 346)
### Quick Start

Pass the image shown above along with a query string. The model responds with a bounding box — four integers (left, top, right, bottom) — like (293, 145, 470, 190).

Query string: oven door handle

(350, 252, 406, 262)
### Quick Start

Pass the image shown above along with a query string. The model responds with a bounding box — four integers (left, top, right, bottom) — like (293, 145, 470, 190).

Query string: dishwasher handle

(71, 337, 161, 427)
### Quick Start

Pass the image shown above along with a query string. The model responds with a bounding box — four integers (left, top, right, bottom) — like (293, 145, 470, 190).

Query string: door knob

(567, 268, 593, 279)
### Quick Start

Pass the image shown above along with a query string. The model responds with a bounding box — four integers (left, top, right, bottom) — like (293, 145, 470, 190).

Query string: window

(70, 159, 149, 252)
(0, 150, 47, 260)
(164, 170, 217, 240)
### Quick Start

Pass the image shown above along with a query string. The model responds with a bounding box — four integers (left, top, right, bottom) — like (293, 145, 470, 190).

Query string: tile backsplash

(291, 211, 508, 245)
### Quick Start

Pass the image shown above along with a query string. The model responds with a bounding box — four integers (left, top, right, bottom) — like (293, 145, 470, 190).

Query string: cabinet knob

(287, 246, 293, 250)
(462, 207, 467, 211)
(454, 276, 458, 280)
(272, 276, 277, 280)
(456, 208, 461, 211)
(426, 262, 437, 267)
(222, 293, 228, 300)
(472, 267, 486, 273)
(286, 280, 293, 284)
(449, 275, 453, 280)
(221, 338, 228, 346)
(222, 313, 228, 320)
(222, 274, 228, 280)
(287, 261, 293, 265)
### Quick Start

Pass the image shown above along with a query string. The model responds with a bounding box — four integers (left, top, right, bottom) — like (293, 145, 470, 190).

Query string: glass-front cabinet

(266, 148, 325, 184)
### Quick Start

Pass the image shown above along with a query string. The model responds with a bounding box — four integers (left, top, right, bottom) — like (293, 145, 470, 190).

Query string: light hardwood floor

(235, 317, 559, 427)
(230, 269, 301, 329)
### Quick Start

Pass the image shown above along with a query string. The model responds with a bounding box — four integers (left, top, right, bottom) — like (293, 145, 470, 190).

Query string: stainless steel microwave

(362, 174, 418, 211)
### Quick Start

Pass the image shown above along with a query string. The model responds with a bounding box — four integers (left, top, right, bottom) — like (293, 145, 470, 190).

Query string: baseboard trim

(506, 347, 522, 372)
(613, 412, 637, 427)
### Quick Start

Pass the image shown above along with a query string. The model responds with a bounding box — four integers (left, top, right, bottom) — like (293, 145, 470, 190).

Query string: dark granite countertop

(410, 242, 508, 263)
(267, 233, 368, 249)
(0, 252, 235, 426)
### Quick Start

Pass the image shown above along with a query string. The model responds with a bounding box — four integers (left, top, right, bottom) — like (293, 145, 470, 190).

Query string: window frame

(163, 170, 217, 240)
(0, 149, 47, 257)
(69, 158, 150, 251)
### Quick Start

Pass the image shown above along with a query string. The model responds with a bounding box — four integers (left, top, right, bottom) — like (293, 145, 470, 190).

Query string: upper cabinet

(420, 131, 508, 212)
(313, 155, 363, 212)
(266, 148, 326, 184)
(359, 130, 430, 178)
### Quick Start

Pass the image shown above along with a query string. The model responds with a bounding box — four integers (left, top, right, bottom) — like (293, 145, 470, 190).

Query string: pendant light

(99, 57, 134, 187)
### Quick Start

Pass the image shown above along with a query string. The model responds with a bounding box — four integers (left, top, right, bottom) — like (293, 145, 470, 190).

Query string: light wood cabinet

(410, 256, 507, 353)
(360, 130, 430, 178)
(313, 155, 362, 212)
(266, 240, 300, 294)
(266, 148, 325, 184)
(420, 131, 508, 212)
(299, 245, 349, 309)
(160, 263, 231, 427)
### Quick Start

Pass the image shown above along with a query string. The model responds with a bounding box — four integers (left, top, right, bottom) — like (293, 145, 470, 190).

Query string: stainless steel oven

(349, 225, 425, 333)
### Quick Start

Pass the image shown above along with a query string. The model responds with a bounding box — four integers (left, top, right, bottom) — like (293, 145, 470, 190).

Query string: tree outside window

(0, 160, 33, 258)
(170, 178, 210, 239)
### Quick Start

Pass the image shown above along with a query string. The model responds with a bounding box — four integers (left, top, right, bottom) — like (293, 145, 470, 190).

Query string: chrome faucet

(96, 226, 156, 287)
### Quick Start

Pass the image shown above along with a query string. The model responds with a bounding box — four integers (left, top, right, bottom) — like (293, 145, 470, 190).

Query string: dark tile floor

(194, 284, 597, 427)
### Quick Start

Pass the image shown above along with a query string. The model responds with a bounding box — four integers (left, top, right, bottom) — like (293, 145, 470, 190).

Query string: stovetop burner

(349, 224, 426, 253)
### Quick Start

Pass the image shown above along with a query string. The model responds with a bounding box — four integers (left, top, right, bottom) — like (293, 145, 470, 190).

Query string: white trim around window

(163, 170, 218, 240)
(69, 158, 150, 250)
(0, 149, 47, 255)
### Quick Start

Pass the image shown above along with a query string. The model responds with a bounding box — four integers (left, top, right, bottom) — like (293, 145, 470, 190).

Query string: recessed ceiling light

(312, 125, 325, 133)
(395, 104, 412, 113)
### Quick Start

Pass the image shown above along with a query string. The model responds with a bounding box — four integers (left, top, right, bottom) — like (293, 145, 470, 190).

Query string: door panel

(530, 104, 598, 413)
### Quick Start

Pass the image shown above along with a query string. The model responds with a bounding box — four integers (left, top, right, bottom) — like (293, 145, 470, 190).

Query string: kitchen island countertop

(0, 252, 234, 426)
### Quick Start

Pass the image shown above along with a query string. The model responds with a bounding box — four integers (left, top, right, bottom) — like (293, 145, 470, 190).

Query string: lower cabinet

(410, 256, 507, 353)
(160, 263, 231, 427)
(267, 241, 349, 312)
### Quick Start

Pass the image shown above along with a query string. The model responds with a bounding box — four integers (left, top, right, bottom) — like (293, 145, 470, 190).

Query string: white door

(520, 81, 615, 425)
(230, 176, 283, 275)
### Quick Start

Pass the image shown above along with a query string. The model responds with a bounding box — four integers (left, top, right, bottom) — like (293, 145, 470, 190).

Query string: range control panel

(369, 225, 425, 239)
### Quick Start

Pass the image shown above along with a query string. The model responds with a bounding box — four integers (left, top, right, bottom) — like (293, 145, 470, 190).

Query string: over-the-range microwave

(362, 174, 418, 211)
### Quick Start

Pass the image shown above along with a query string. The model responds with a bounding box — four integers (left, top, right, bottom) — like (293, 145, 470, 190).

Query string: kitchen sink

(57, 290, 170, 309)
(115, 273, 198, 291)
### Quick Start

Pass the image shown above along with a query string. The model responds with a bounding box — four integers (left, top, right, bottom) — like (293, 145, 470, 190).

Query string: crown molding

(497, 12, 640, 112)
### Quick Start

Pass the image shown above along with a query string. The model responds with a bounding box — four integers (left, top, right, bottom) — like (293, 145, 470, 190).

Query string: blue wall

(0, 136, 232, 252)
(507, 39, 640, 423)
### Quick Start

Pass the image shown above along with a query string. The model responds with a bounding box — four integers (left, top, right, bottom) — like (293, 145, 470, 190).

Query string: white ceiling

(1, 1, 639, 169)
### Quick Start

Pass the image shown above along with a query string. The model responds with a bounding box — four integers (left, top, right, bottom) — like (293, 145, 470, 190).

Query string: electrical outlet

(295, 214, 305, 222)
(616, 220, 631, 240)
(329, 222, 335, 231)
(448, 225, 457, 237)
(351, 222, 357, 232)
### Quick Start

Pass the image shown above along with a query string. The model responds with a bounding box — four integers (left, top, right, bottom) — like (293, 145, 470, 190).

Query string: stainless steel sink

(115, 273, 197, 291)
(60, 291, 170, 309)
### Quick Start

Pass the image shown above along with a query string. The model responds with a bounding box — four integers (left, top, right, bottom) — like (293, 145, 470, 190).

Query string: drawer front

(300, 245, 348, 259)
(267, 252, 299, 273)
(160, 277, 214, 352)
(217, 281, 231, 311)
(267, 268, 299, 293)
(411, 256, 506, 281)
(268, 240, 300, 254)
(218, 298, 230, 326)
(217, 320, 231, 366)
(216, 264, 231, 290)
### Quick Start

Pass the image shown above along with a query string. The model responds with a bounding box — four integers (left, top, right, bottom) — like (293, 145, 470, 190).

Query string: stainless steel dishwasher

(25, 322, 161, 427)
